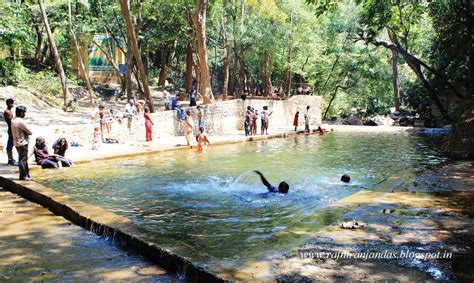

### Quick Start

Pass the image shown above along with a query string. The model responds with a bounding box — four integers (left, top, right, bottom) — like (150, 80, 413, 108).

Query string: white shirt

(124, 103, 136, 115)
(12, 117, 32, 147)
(304, 110, 311, 122)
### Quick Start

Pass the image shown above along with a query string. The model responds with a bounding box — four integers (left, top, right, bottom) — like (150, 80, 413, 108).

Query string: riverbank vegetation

(0, 0, 472, 125)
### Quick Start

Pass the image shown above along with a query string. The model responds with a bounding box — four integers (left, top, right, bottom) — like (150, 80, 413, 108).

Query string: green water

(35, 133, 445, 272)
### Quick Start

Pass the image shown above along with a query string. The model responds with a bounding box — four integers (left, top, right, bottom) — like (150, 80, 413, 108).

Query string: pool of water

(35, 133, 446, 273)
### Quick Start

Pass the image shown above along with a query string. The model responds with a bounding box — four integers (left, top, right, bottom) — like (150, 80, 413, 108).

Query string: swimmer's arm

(254, 170, 272, 190)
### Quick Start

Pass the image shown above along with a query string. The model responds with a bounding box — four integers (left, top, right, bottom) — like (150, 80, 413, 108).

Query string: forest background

(0, 0, 472, 126)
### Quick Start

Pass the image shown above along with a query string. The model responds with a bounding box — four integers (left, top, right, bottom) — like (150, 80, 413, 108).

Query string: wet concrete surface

(0, 187, 180, 282)
(266, 164, 474, 282)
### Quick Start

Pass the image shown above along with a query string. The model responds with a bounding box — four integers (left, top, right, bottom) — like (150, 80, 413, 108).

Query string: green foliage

(0, 58, 30, 86)
(0, 2, 34, 53)
(0, 0, 469, 120)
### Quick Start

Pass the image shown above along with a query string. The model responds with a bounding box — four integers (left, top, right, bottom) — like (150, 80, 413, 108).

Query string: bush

(0, 58, 29, 86)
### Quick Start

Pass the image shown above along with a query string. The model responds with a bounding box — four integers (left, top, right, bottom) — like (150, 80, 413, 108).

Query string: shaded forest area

(0, 0, 472, 126)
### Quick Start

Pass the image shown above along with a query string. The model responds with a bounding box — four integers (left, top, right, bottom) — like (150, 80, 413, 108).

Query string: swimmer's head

(341, 174, 350, 183)
(278, 182, 289, 193)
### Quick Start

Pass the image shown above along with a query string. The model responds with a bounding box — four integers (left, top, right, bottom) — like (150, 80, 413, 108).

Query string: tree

(38, 0, 70, 106)
(190, 0, 215, 103)
(67, 0, 94, 104)
(118, 0, 154, 112)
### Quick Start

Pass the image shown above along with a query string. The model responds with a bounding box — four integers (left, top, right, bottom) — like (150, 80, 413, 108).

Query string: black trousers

(7, 128, 13, 153)
(16, 145, 30, 180)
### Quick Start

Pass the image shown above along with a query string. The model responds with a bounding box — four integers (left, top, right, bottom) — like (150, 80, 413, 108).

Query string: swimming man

(254, 170, 289, 193)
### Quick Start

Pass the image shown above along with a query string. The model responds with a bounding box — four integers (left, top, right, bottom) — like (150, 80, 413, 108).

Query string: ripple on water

(34, 133, 446, 266)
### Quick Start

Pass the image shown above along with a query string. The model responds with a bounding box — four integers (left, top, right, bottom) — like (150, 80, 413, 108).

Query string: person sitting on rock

(254, 170, 289, 194)
(30, 137, 61, 169)
(52, 137, 73, 167)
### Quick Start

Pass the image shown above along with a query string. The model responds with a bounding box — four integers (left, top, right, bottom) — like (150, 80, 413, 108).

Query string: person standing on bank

(124, 99, 137, 133)
(304, 105, 311, 133)
(3, 98, 17, 165)
(293, 111, 299, 131)
(184, 110, 194, 146)
(260, 106, 273, 135)
(144, 107, 154, 142)
(11, 106, 32, 181)
(189, 88, 197, 107)
(196, 105, 204, 129)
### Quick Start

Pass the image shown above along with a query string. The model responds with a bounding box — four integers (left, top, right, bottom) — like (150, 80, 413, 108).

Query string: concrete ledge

(0, 176, 225, 282)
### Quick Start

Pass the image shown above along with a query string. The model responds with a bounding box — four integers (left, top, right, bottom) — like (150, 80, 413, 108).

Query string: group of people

(244, 104, 317, 135)
(182, 109, 211, 151)
(244, 106, 273, 136)
(293, 106, 312, 133)
(3, 99, 74, 181)
(91, 98, 155, 149)
(90, 96, 211, 152)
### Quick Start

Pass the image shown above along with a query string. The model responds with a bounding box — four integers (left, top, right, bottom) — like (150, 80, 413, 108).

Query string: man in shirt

(124, 99, 137, 133)
(11, 106, 32, 181)
(304, 105, 311, 133)
(3, 98, 17, 165)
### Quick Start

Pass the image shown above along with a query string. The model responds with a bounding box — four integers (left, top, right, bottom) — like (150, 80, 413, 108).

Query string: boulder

(342, 116, 363, 125)
(370, 115, 395, 126)
(441, 106, 474, 159)
(364, 119, 378, 126)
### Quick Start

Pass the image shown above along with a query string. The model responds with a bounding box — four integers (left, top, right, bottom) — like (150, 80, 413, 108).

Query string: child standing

(252, 109, 258, 135)
(196, 127, 211, 152)
(144, 107, 154, 142)
(184, 110, 194, 146)
(293, 111, 299, 131)
(92, 126, 100, 150)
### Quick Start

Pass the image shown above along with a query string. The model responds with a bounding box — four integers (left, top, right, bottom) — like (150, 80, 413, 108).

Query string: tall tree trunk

(158, 46, 168, 86)
(262, 52, 273, 97)
(285, 12, 293, 96)
(38, 0, 69, 106)
(185, 42, 193, 92)
(119, 0, 154, 112)
(190, 0, 214, 104)
(391, 48, 400, 111)
(239, 49, 246, 94)
(40, 40, 48, 63)
(194, 58, 201, 98)
(133, 63, 143, 94)
(372, 39, 456, 119)
(221, 8, 230, 100)
(169, 39, 178, 70)
(28, 6, 42, 69)
(222, 45, 231, 100)
(125, 37, 133, 99)
(229, 44, 238, 97)
(68, 0, 94, 105)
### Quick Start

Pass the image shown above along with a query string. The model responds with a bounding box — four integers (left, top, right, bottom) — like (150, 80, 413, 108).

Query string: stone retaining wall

(37, 95, 322, 145)
(0, 176, 224, 282)
(156, 95, 323, 136)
